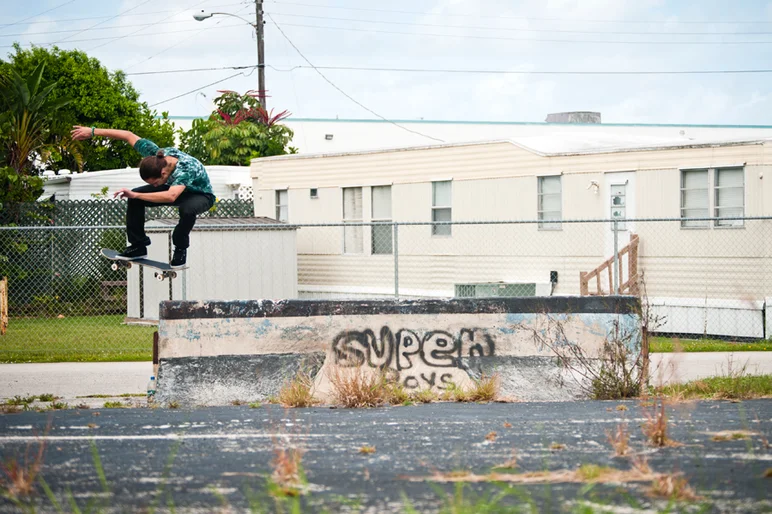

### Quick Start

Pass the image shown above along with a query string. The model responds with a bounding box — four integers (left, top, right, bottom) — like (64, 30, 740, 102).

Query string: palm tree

(0, 62, 73, 174)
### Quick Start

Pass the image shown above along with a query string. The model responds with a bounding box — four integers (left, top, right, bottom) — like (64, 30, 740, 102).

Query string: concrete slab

(0, 362, 151, 402)
(650, 351, 772, 385)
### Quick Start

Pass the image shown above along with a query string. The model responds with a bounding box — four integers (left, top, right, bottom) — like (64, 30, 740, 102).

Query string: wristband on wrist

(91, 127, 96, 138)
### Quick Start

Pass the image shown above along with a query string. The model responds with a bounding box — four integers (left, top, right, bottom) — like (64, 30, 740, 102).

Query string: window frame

(537, 175, 562, 230)
(275, 189, 288, 222)
(431, 180, 452, 237)
(371, 185, 393, 255)
(679, 166, 744, 229)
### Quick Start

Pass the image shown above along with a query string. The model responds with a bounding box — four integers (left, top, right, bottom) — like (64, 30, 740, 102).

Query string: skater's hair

(139, 149, 167, 180)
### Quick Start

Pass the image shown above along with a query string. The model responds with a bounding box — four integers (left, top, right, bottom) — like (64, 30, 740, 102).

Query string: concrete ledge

(158, 297, 641, 405)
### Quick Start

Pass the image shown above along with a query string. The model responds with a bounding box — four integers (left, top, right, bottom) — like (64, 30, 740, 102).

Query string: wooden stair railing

(580, 233, 639, 296)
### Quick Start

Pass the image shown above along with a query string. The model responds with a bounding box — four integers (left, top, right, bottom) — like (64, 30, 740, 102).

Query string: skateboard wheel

(125, 262, 133, 270)
(155, 272, 165, 282)
(170, 272, 177, 279)
(111, 263, 119, 271)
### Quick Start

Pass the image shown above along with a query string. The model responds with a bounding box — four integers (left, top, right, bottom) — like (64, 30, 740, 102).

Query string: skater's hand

(113, 188, 137, 200)
(71, 125, 93, 140)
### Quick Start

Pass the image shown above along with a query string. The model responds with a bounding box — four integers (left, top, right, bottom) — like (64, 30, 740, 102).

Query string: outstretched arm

(71, 126, 140, 147)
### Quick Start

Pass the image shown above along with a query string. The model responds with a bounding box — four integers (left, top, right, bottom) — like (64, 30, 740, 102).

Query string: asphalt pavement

(0, 400, 770, 513)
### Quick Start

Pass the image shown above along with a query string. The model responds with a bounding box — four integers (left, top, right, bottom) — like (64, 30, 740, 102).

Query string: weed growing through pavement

(358, 445, 376, 455)
(6, 396, 37, 407)
(230, 399, 247, 406)
(278, 369, 319, 408)
(37, 394, 57, 403)
(102, 401, 127, 409)
(167, 401, 180, 409)
(0, 438, 45, 503)
(249, 402, 262, 409)
(607, 422, 631, 456)
(575, 464, 613, 481)
(648, 472, 702, 501)
(641, 398, 679, 447)
(549, 443, 566, 451)
(439, 375, 500, 403)
(327, 367, 401, 408)
(410, 388, 439, 404)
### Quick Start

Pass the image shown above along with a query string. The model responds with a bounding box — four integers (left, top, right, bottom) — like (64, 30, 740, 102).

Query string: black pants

(126, 185, 214, 250)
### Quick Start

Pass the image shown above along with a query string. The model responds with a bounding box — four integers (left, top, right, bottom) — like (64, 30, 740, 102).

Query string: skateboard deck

(101, 248, 187, 281)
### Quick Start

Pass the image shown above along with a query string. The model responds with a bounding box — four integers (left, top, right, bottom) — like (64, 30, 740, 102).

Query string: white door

(604, 171, 636, 258)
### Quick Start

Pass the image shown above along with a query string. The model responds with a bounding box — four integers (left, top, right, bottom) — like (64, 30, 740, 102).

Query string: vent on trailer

(455, 282, 537, 298)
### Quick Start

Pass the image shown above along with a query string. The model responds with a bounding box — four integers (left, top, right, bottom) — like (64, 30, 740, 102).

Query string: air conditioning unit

(455, 282, 538, 298)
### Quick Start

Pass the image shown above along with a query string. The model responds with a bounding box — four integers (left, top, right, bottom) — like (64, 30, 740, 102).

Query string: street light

(193, 6, 266, 109)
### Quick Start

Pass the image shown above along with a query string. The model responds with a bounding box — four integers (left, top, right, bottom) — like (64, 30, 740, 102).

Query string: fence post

(0, 277, 7, 336)
(613, 220, 620, 295)
(393, 223, 399, 299)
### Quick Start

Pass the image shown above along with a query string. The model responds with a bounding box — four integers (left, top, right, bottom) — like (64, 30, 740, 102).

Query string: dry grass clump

(710, 430, 756, 442)
(278, 370, 319, 408)
(641, 399, 679, 447)
(358, 445, 376, 455)
(328, 367, 389, 408)
(607, 422, 630, 456)
(270, 442, 306, 497)
(440, 375, 500, 403)
(648, 473, 702, 501)
(492, 451, 518, 471)
(414, 463, 658, 485)
(550, 443, 566, 451)
(410, 388, 438, 404)
(0, 440, 45, 500)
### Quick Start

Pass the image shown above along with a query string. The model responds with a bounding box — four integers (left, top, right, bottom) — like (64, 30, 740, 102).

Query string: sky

(2, 0, 772, 125)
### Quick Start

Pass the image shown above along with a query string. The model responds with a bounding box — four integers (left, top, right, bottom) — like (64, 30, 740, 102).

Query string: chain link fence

(1, 210, 771, 362)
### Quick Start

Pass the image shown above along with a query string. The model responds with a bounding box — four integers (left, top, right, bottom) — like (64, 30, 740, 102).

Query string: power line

(125, 64, 772, 76)
(86, 0, 214, 52)
(0, 2, 247, 28)
(0, 0, 77, 32)
(0, 23, 245, 49)
(266, 14, 444, 144)
(272, 65, 772, 76)
(54, 0, 154, 44)
(1, 19, 202, 38)
(123, 3, 255, 72)
(263, 0, 772, 26)
(148, 71, 251, 108)
(127, 65, 256, 75)
(277, 22, 772, 45)
(268, 12, 772, 37)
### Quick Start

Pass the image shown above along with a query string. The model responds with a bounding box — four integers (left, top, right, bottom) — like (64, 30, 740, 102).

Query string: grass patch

(278, 370, 319, 408)
(0, 315, 154, 363)
(658, 374, 772, 400)
(651, 336, 772, 353)
(102, 401, 128, 409)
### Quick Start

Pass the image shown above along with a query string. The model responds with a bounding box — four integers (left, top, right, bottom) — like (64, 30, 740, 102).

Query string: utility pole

(255, 0, 266, 110)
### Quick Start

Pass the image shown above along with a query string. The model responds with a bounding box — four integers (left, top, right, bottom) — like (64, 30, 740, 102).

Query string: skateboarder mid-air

(71, 126, 215, 268)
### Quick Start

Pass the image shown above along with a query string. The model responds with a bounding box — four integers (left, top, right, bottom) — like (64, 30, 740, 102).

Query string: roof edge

(252, 137, 771, 164)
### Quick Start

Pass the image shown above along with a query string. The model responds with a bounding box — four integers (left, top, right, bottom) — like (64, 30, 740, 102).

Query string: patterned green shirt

(134, 138, 214, 197)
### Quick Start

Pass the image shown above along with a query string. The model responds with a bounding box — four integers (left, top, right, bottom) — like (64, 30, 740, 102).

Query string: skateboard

(101, 248, 188, 281)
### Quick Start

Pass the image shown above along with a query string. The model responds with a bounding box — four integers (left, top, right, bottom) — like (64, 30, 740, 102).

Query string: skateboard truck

(154, 270, 178, 281)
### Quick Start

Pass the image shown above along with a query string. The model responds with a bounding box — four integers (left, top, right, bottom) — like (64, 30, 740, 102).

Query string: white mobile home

(42, 166, 254, 201)
(250, 133, 772, 339)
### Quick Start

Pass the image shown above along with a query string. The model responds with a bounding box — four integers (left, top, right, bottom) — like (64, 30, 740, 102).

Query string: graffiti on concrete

(331, 327, 495, 389)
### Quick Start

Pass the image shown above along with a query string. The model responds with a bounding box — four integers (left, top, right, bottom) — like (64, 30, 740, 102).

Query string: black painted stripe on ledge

(159, 297, 640, 320)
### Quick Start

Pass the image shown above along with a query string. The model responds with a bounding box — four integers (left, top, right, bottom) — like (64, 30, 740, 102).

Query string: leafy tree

(179, 90, 296, 166)
(0, 44, 175, 172)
